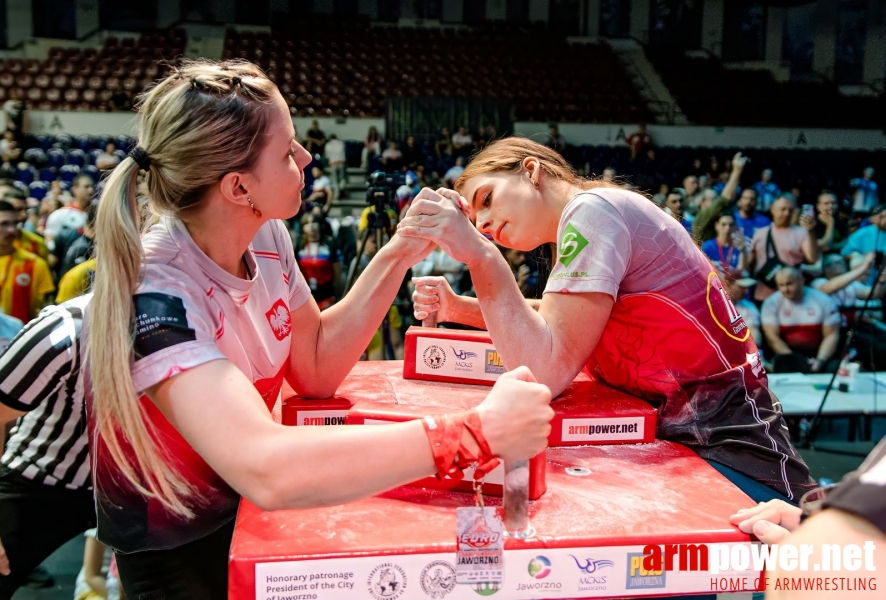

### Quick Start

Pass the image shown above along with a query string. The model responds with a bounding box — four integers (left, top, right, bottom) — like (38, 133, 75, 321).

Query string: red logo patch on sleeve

(265, 298, 292, 341)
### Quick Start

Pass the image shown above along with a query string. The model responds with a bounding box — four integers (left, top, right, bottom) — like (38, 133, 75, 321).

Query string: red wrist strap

(463, 409, 499, 480)
(422, 413, 468, 481)
(422, 409, 500, 481)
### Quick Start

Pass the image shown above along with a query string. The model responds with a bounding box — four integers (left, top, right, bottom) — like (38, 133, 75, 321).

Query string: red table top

(236, 362, 756, 599)
(230, 442, 756, 599)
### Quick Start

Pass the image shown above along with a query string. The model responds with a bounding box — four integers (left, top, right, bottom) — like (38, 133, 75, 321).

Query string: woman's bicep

(284, 296, 323, 392)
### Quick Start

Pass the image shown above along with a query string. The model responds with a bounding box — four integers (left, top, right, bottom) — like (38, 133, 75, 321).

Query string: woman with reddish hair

(400, 137, 814, 504)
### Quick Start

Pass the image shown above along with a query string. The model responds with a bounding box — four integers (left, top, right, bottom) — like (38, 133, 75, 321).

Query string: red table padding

(283, 361, 657, 447)
(229, 442, 757, 600)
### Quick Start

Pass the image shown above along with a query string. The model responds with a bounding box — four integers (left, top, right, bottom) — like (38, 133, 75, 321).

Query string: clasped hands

(395, 187, 492, 266)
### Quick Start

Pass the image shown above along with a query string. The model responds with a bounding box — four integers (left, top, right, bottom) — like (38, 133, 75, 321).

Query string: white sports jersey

(542, 188, 813, 500)
(761, 287, 840, 355)
(91, 216, 311, 553)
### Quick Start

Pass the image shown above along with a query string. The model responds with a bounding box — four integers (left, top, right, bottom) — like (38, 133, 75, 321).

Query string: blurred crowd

(0, 121, 883, 375)
(290, 121, 885, 374)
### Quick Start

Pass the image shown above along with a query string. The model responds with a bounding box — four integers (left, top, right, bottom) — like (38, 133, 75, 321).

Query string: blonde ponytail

(88, 157, 196, 518)
(86, 59, 278, 518)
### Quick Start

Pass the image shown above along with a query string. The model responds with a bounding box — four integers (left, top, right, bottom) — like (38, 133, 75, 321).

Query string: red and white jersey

(544, 188, 813, 499)
(761, 287, 840, 355)
(88, 216, 311, 553)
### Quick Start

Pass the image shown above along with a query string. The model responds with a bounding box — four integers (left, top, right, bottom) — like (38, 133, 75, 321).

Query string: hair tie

(231, 77, 241, 88)
(128, 146, 151, 171)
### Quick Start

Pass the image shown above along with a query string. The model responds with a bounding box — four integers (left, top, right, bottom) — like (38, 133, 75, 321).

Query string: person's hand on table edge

(729, 499, 802, 544)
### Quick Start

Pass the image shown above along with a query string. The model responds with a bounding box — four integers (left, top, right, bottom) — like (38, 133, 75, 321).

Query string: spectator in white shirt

(443, 156, 465, 188)
(381, 141, 402, 170)
(812, 253, 884, 308)
(451, 126, 472, 157)
(0, 131, 20, 164)
(43, 174, 94, 242)
(305, 166, 332, 213)
(95, 142, 121, 171)
(414, 246, 465, 294)
(762, 267, 841, 373)
(323, 134, 346, 200)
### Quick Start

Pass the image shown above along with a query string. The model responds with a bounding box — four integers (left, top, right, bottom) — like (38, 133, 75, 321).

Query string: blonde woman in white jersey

(85, 61, 553, 599)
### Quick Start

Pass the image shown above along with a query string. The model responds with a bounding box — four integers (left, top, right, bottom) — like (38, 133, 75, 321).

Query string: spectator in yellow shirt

(0, 184, 50, 260)
(56, 257, 95, 303)
(0, 200, 54, 321)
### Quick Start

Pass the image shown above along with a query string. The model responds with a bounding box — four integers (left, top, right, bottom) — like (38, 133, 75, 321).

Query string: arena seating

(224, 18, 652, 123)
(11, 133, 134, 188)
(0, 29, 185, 111)
(647, 47, 884, 129)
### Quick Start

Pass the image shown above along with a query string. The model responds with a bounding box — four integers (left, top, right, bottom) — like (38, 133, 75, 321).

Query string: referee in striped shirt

(0, 293, 94, 597)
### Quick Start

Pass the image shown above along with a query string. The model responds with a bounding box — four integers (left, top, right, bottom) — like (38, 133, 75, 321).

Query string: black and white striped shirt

(0, 294, 90, 490)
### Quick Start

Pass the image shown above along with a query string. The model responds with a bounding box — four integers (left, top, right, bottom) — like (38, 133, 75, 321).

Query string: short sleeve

(272, 220, 311, 311)
(760, 295, 779, 326)
(810, 278, 827, 292)
(130, 272, 225, 394)
(544, 193, 631, 300)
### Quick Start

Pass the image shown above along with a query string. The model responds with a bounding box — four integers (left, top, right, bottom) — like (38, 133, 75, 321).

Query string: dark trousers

(115, 518, 235, 600)
(0, 465, 96, 599)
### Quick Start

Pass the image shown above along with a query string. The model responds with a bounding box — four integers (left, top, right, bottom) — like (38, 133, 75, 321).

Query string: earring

(247, 198, 262, 218)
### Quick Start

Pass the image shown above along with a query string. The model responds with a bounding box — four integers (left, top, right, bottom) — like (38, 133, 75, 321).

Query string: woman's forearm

(468, 247, 570, 393)
(262, 419, 438, 509)
(297, 244, 410, 397)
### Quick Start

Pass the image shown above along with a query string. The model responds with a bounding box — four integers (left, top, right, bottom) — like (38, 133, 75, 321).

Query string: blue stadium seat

(75, 134, 95, 151)
(33, 134, 53, 151)
(96, 134, 112, 150)
(28, 181, 48, 200)
(54, 134, 73, 150)
(22, 148, 46, 168)
(38, 168, 55, 182)
(87, 149, 102, 166)
(115, 136, 134, 152)
(14, 164, 35, 185)
(82, 165, 100, 181)
(59, 164, 81, 183)
(66, 149, 86, 167)
(47, 148, 65, 169)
